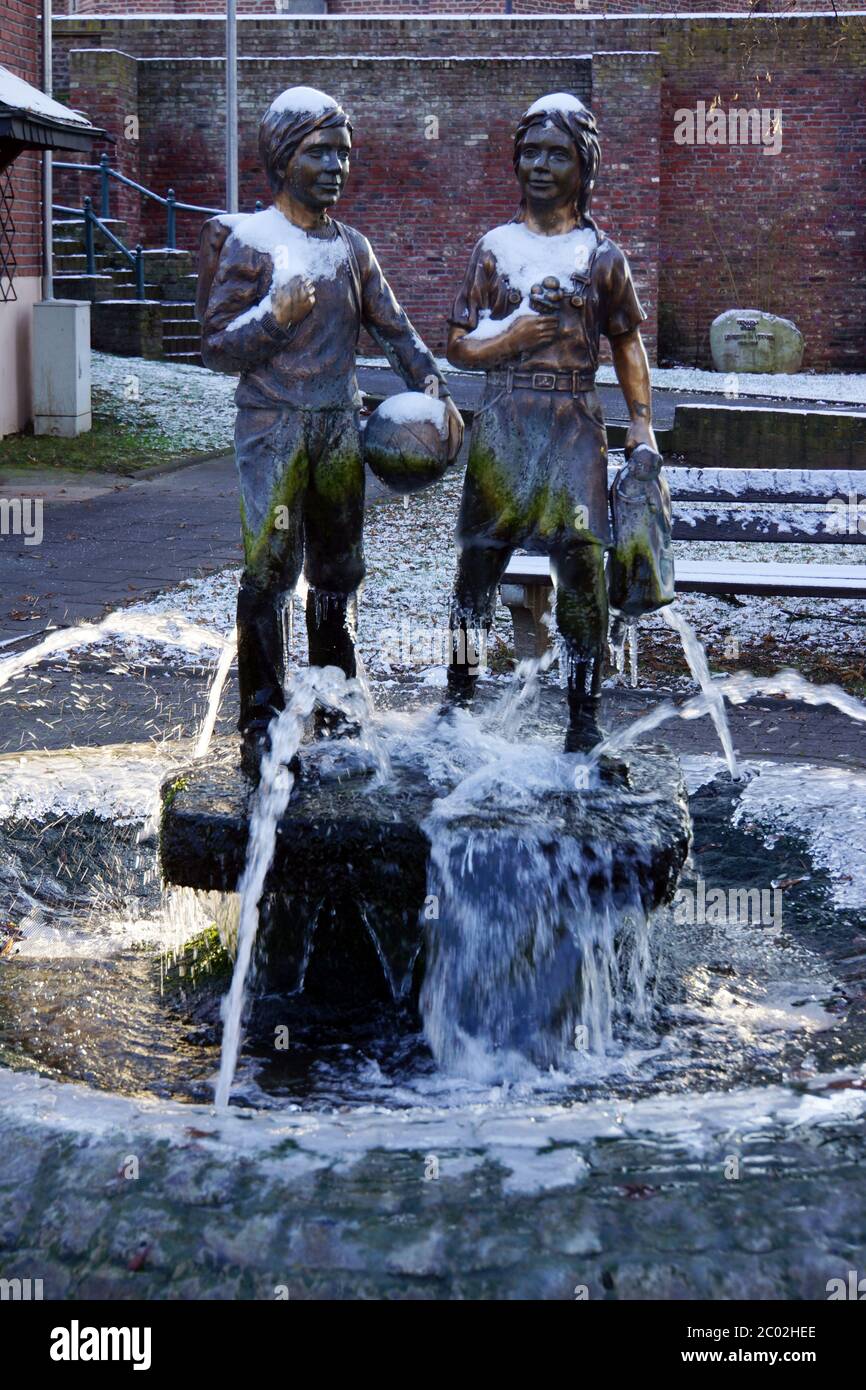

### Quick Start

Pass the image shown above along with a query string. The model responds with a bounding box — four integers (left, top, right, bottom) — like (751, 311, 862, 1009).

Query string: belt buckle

(531, 372, 556, 390)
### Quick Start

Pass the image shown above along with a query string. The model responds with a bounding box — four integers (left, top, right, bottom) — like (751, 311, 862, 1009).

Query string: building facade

(50, 9, 866, 371)
(1, 0, 43, 436)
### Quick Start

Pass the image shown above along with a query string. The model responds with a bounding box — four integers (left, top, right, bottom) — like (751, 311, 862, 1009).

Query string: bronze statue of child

(444, 92, 658, 753)
(200, 86, 463, 775)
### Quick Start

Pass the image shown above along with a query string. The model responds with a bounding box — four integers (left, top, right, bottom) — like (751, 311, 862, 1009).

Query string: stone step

(54, 252, 112, 273)
(52, 217, 131, 251)
(161, 302, 198, 320)
(164, 335, 201, 351)
(51, 273, 115, 302)
(164, 352, 203, 365)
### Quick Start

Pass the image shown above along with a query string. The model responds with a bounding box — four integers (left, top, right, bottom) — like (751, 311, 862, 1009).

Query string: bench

(500, 460, 866, 659)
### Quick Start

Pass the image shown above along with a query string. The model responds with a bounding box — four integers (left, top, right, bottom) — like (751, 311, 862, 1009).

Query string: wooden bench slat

(672, 507, 866, 545)
(502, 555, 866, 600)
(675, 560, 866, 598)
(608, 464, 866, 504)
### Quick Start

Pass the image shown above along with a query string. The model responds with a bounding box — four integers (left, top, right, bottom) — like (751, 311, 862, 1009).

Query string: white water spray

(662, 605, 739, 778)
(194, 630, 238, 760)
(0, 611, 225, 692)
(213, 666, 380, 1110)
(591, 667, 866, 771)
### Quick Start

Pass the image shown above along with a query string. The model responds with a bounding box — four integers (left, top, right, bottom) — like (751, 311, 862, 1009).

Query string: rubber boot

(565, 648, 629, 786)
(306, 588, 361, 739)
(564, 651, 606, 754)
(236, 577, 289, 782)
(237, 579, 286, 733)
(441, 621, 485, 714)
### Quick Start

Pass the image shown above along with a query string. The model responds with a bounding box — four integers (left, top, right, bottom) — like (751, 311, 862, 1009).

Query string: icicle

(628, 621, 639, 689)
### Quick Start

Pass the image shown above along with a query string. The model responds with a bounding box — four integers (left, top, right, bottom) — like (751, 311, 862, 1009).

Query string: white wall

(0, 277, 41, 437)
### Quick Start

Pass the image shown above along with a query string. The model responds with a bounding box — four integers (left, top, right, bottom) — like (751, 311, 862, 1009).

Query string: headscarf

(259, 86, 353, 193)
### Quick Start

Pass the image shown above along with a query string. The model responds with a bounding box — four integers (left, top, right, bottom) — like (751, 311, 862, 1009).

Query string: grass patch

(0, 390, 220, 477)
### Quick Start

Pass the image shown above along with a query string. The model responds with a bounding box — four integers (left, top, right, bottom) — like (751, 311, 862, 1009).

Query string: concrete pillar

(31, 300, 92, 437)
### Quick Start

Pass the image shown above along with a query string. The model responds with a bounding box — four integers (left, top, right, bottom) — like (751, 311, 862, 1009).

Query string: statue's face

(284, 124, 351, 211)
(517, 121, 582, 210)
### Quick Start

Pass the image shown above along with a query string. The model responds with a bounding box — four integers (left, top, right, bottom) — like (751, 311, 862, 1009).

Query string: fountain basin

(159, 739, 692, 1007)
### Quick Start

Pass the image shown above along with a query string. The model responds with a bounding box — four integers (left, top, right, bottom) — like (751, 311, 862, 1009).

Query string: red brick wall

(659, 18, 866, 369)
(66, 1, 866, 13)
(53, 12, 866, 368)
(1, 0, 43, 278)
(63, 49, 143, 242)
(591, 50, 660, 362)
(130, 55, 620, 360)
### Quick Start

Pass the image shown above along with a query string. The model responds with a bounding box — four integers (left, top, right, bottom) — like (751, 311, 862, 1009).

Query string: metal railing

(52, 157, 265, 300)
(54, 152, 226, 250)
(53, 197, 145, 299)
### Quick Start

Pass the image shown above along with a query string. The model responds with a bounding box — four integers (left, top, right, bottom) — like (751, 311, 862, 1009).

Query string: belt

(487, 368, 596, 395)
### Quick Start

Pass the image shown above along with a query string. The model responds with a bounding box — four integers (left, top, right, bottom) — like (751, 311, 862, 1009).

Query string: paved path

(0, 406, 400, 649)
(0, 454, 243, 647)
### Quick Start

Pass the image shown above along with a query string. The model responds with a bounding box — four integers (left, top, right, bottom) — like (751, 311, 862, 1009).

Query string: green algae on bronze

(608, 533, 674, 615)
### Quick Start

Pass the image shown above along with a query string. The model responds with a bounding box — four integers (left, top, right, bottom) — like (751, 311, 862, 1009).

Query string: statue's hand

(501, 311, 560, 356)
(271, 275, 316, 328)
(444, 396, 465, 462)
(624, 419, 659, 458)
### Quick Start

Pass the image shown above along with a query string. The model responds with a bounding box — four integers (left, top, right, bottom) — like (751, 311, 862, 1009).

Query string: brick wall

(2, 0, 43, 278)
(131, 54, 606, 359)
(65, 49, 143, 241)
(71, 0, 323, 12)
(590, 50, 660, 361)
(658, 17, 866, 367)
(66, 1, 866, 14)
(53, 12, 866, 367)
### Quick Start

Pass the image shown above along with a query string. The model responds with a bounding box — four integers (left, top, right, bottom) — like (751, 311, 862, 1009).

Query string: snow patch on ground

(732, 761, 866, 910)
(614, 364, 866, 407)
(89, 352, 866, 674)
(113, 465, 512, 679)
(0, 747, 176, 824)
(92, 352, 236, 455)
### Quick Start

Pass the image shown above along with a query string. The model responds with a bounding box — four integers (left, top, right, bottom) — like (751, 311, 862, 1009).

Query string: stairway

(161, 301, 202, 366)
(52, 218, 203, 365)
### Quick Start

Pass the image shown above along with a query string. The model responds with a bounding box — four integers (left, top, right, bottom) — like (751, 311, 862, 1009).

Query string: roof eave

(0, 110, 111, 152)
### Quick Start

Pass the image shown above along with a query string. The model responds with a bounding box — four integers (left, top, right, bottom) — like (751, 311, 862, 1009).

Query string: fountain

(158, 86, 695, 1104)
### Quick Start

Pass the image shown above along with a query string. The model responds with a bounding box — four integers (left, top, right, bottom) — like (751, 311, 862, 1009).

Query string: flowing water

(215, 667, 385, 1109)
(662, 606, 739, 778)
(194, 630, 237, 760)
(1, 606, 866, 1296)
(0, 609, 225, 693)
